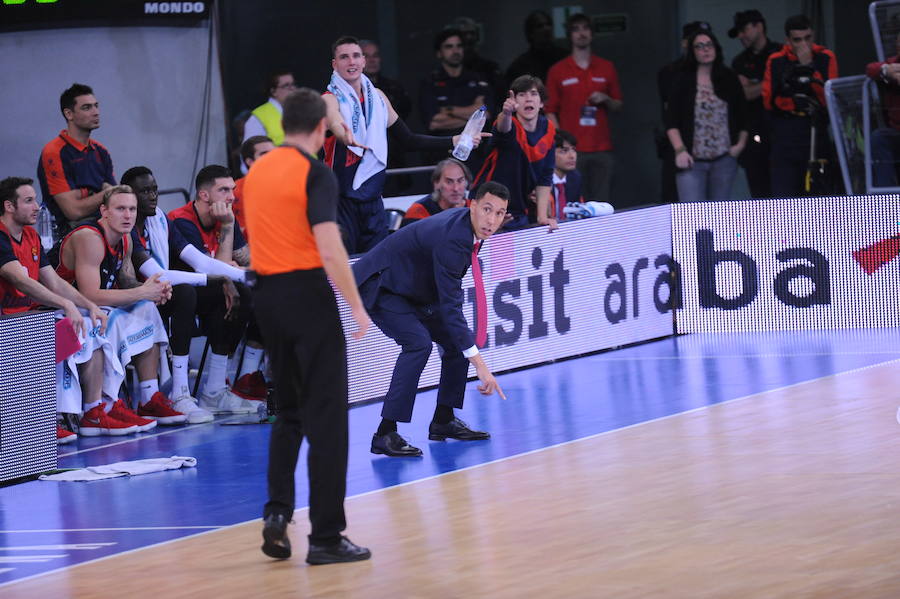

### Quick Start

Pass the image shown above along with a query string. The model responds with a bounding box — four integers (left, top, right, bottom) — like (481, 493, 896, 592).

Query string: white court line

(587, 351, 900, 361)
(0, 544, 116, 551)
(0, 556, 65, 564)
(58, 418, 236, 458)
(0, 526, 220, 534)
(3, 356, 899, 590)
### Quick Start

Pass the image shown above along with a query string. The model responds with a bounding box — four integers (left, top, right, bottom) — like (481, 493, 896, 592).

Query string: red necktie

(471, 241, 488, 348)
(555, 182, 567, 221)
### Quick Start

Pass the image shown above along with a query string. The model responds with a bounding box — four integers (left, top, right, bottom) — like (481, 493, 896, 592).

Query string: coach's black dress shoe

(371, 431, 423, 457)
(261, 513, 291, 559)
(428, 417, 490, 441)
(306, 536, 372, 566)
(306, 536, 372, 565)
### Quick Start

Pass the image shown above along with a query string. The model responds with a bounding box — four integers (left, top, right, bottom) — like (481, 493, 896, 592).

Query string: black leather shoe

(428, 417, 490, 441)
(371, 431, 423, 457)
(261, 513, 291, 559)
(306, 536, 372, 565)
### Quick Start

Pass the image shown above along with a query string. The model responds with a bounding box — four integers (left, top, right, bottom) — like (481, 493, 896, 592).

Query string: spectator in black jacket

(665, 30, 748, 202)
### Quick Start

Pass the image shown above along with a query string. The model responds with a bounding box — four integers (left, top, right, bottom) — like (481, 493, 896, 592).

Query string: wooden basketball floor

(3, 330, 900, 597)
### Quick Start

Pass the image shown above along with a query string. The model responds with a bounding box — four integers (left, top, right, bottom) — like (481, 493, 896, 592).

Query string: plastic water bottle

(452, 105, 487, 161)
(37, 204, 55, 250)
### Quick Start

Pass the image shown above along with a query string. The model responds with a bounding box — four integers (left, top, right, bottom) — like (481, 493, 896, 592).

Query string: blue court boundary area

(1, 328, 898, 586)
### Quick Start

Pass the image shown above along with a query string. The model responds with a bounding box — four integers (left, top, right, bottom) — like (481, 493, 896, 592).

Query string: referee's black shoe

(371, 431, 423, 457)
(306, 536, 371, 565)
(261, 513, 291, 559)
(428, 417, 490, 441)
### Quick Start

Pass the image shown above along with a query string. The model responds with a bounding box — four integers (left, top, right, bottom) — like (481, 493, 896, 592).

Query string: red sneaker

(57, 425, 78, 444)
(232, 371, 267, 401)
(79, 404, 139, 436)
(137, 392, 187, 425)
(109, 399, 158, 432)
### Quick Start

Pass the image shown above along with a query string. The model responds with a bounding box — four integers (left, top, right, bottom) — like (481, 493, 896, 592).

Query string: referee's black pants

(252, 269, 349, 546)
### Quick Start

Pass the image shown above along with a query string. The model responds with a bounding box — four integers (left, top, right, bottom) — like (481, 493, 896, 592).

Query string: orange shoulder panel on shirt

(242, 147, 322, 275)
(40, 137, 72, 195)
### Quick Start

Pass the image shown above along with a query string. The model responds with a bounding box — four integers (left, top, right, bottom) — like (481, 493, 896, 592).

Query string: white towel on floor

(39, 456, 197, 482)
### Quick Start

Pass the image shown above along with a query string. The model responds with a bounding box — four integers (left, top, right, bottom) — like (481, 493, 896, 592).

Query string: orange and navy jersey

(474, 114, 556, 218)
(400, 195, 442, 228)
(36, 130, 115, 234)
(762, 44, 838, 115)
(243, 146, 338, 275)
(56, 221, 127, 290)
(168, 201, 246, 263)
(321, 90, 386, 201)
(0, 222, 48, 313)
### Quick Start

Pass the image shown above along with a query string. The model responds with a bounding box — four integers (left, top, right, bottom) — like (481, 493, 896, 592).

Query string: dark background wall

(217, 0, 878, 208)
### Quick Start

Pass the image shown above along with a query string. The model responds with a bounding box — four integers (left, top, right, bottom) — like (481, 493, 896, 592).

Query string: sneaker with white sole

(57, 425, 78, 444)
(109, 399, 158, 433)
(172, 394, 215, 424)
(79, 404, 139, 436)
(137, 392, 187, 425)
(198, 388, 256, 414)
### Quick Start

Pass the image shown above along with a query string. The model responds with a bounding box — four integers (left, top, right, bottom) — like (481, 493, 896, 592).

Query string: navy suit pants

(367, 288, 469, 423)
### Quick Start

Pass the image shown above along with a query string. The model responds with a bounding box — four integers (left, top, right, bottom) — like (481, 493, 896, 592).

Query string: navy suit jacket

(554, 170, 583, 213)
(353, 207, 477, 352)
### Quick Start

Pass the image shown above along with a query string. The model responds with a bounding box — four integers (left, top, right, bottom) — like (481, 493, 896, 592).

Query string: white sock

(139, 379, 159, 406)
(171, 354, 191, 396)
(203, 352, 228, 396)
(102, 396, 116, 412)
(83, 399, 103, 412)
(238, 346, 265, 378)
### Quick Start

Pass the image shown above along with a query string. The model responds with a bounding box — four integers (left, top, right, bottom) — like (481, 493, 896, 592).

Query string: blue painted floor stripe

(1, 328, 898, 586)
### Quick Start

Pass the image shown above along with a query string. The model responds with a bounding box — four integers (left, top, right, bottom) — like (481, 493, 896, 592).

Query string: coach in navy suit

(354, 181, 509, 457)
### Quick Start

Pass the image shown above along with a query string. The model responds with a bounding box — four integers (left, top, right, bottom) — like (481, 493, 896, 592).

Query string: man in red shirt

(0, 176, 109, 443)
(545, 13, 623, 205)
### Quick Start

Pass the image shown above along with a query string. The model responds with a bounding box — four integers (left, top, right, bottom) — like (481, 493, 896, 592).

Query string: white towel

(40, 456, 197, 482)
(101, 300, 169, 400)
(57, 312, 114, 414)
(143, 208, 171, 269)
(327, 71, 388, 190)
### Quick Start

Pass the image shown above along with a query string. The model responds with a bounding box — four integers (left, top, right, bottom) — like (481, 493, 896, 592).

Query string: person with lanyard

(323, 35, 489, 255)
(243, 88, 372, 565)
(353, 181, 509, 458)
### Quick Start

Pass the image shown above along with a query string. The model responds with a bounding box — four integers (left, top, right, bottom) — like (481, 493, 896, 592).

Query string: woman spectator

(665, 30, 748, 202)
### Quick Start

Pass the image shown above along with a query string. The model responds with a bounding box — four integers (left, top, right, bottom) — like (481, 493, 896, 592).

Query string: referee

(243, 88, 372, 564)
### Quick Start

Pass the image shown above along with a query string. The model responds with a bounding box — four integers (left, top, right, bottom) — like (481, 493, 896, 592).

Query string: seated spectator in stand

(169, 165, 268, 410)
(122, 166, 250, 423)
(360, 39, 413, 120)
(550, 130, 583, 222)
(233, 136, 275, 238)
(506, 10, 569, 86)
(866, 32, 900, 187)
(473, 75, 557, 231)
(665, 30, 748, 202)
(243, 70, 296, 146)
(401, 158, 472, 227)
(657, 21, 713, 203)
(451, 16, 505, 102)
(0, 176, 109, 443)
(419, 29, 494, 142)
(55, 186, 189, 430)
(37, 83, 116, 246)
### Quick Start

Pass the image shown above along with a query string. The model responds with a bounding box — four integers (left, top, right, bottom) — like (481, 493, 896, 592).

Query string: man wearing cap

(656, 21, 712, 202)
(729, 10, 781, 198)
